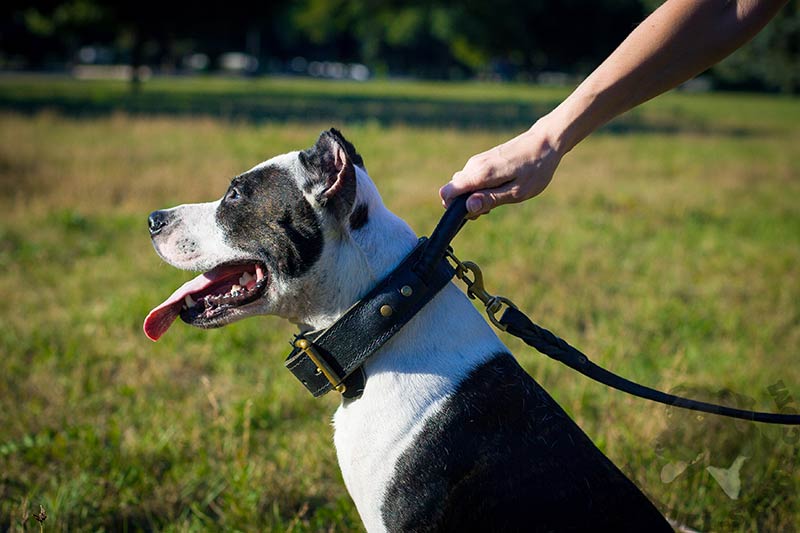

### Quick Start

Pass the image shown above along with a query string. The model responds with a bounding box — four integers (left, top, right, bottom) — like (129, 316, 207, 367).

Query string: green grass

(0, 76, 799, 531)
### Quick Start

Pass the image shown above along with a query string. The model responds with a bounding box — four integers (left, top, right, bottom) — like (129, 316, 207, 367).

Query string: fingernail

(466, 196, 483, 213)
(439, 186, 451, 207)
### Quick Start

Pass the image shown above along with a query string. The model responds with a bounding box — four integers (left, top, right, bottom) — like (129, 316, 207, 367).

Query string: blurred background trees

(1, 0, 797, 92)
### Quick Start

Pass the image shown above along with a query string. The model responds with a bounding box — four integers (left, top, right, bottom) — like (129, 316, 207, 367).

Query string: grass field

(0, 76, 799, 531)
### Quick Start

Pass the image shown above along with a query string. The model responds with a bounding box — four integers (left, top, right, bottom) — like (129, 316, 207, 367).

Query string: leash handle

(414, 194, 469, 277)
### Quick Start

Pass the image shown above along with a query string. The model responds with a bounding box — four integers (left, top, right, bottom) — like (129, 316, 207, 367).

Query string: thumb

(461, 181, 523, 216)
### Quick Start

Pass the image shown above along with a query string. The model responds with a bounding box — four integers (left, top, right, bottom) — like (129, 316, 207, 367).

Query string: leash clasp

(446, 249, 518, 331)
(294, 338, 347, 394)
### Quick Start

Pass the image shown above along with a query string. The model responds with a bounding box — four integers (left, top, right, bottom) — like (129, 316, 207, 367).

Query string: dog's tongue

(143, 273, 210, 341)
(143, 264, 243, 341)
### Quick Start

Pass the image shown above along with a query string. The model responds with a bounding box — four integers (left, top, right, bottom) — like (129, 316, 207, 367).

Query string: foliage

(714, 1, 800, 93)
(1, 0, 798, 91)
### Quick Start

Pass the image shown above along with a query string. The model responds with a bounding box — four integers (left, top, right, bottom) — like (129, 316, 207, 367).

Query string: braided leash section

(501, 307, 588, 366)
(499, 306, 800, 425)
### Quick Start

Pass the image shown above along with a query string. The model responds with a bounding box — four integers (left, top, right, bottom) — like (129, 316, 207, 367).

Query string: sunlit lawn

(0, 77, 798, 531)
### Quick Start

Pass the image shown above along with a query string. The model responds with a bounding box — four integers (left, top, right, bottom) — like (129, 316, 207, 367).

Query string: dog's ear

(300, 129, 363, 222)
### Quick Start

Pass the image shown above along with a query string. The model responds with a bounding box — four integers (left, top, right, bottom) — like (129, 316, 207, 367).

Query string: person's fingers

(466, 194, 483, 213)
(441, 168, 479, 199)
(462, 180, 526, 216)
(441, 164, 512, 208)
(439, 184, 486, 214)
(442, 163, 525, 214)
(441, 182, 493, 213)
(439, 181, 458, 208)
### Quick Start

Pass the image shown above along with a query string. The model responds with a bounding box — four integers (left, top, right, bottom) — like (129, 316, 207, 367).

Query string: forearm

(548, 0, 787, 153)
(441, 0, 787, 215)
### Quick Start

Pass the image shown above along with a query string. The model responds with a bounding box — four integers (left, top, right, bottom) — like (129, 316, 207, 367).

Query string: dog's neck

(290, 168, 420, 332)
(303, 170, 507, 531)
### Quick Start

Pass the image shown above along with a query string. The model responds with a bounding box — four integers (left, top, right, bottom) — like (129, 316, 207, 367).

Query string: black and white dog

(144, 129, 673, 532)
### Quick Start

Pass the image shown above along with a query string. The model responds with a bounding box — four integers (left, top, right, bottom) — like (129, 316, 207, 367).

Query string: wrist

(546, 91, 599, 154)
(530, 109, 576, 159)
(539, 71, 624, 156)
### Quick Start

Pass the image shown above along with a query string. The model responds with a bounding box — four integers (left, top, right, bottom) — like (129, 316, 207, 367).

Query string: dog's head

(143, 128, 415, 341)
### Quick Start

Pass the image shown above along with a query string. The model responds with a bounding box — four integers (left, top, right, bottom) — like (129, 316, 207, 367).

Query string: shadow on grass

(0, 82, 760, 136)
(2, 86, 555, 130)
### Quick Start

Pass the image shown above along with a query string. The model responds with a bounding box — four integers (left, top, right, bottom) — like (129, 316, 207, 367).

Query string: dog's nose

(148, 210, 169, 236)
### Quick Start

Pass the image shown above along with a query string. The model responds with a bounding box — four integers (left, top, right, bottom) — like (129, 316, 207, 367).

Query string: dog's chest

(330, 284, 506, 532)
(332, 380, 452, 532)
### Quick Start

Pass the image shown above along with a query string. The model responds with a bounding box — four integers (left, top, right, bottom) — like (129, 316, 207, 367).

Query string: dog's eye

(226, 187, 241, 201)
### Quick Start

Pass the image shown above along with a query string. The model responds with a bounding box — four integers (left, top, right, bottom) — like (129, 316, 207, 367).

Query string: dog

(144, 129, 673, 532)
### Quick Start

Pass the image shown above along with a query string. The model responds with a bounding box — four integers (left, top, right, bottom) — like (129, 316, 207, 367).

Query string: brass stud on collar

(380, 304, 393, 317)
(400, 285, 413, 297)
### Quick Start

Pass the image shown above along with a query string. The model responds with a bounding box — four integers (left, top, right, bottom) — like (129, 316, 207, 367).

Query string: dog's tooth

(240, 272, 253, 286)
(231, 284, 242, 293)
(184, 294, 196, 308)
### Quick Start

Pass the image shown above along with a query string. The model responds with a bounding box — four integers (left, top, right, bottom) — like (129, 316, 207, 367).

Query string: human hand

(439, 117, 565, 216)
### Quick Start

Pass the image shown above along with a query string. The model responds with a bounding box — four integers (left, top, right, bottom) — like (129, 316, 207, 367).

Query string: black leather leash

(499, 306, 800, 424)
(284, 195, 800, 424)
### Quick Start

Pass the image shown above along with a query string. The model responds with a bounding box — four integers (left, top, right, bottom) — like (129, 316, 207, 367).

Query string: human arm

(440, 0, 788, 216)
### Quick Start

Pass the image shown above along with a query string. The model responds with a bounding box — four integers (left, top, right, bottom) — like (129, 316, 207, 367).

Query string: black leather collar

(284, 196, 469, 399)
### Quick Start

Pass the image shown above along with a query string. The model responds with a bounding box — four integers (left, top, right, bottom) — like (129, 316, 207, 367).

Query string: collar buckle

(294, 337, 347, 394)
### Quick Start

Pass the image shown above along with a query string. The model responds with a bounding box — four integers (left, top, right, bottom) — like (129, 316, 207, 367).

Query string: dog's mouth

(143, 262, 268, 341)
